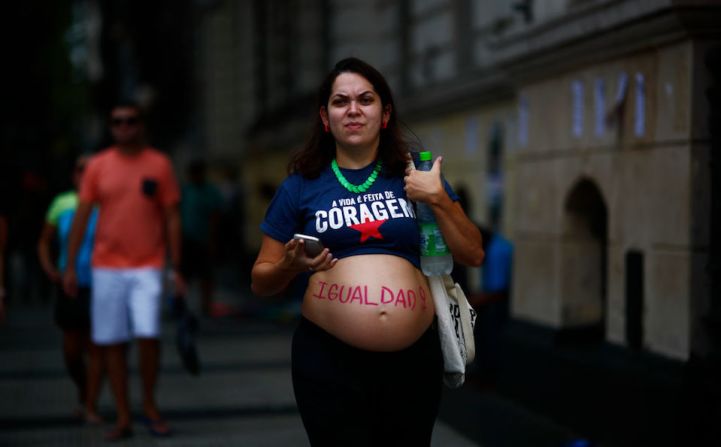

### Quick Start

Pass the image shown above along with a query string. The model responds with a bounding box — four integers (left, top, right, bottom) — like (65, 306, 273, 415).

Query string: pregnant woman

(251, 57, 483, 446)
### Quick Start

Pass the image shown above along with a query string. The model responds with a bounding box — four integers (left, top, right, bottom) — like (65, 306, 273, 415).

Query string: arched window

(560, 178, 608, 342)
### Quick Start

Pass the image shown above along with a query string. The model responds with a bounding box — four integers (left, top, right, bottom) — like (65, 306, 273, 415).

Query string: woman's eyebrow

(331, 90, 375, 98)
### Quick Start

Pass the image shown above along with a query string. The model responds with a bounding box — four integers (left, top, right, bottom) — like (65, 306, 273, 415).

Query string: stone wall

(511, 41, 699, 360)
(192, 0, 718, 362)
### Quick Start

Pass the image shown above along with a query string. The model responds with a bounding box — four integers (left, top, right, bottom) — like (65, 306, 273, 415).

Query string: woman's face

(320, 72, 390, 154)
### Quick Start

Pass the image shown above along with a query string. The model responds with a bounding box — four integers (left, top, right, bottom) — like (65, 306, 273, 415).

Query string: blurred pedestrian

(251, 57, 483, 445)
(0, 161, 18, 322)
(63, 102, 184, 441)
(217, 165, 245, 261)
(0, 207, 7, 322)
(469, 225, 513, 387)
(37, 156, 104, 423)
(14, 167, 52, 305)
(180, 159, 223, 316)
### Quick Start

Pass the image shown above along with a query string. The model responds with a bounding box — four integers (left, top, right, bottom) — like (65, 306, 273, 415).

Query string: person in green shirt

(37, 157, 104, 423)
(180, 159, 223, 316)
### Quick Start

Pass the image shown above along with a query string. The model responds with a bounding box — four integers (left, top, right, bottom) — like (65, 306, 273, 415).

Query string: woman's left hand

(404, 155, 485, 267)
(404, 156, 445, 205)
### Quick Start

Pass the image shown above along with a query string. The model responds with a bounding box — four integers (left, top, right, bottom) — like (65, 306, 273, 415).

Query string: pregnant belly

(302, 254, 435, 351)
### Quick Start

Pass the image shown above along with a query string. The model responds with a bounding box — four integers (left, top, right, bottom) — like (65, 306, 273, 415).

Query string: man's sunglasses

(111, 116, 140, 127)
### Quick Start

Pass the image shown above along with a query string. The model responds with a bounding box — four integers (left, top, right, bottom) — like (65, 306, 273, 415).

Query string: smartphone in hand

(293, 234, 325, 257)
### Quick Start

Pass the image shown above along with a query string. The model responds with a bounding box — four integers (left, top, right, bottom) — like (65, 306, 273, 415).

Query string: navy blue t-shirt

(261, 162, 458, 269)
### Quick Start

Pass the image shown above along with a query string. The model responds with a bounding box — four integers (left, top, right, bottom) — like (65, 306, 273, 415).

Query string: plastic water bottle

(415, 150, 453, 276)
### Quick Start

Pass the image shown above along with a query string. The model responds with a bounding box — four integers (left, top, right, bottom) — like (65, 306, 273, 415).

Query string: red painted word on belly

(312, 281, 427, 310)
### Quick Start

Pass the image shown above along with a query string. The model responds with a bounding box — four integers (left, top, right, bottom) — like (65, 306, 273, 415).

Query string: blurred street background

(1, 1, 721, 446)
(0, 290, 481, 446)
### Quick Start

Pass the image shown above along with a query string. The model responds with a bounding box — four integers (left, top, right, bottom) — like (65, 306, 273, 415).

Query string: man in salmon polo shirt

(63, 102, 184, 441)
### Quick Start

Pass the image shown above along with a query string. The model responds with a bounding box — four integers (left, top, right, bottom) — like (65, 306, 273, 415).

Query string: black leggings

(291, 317, 443, 447)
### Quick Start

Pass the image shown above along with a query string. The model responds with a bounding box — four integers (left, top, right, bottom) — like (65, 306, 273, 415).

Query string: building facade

(195, 0, 720, 363)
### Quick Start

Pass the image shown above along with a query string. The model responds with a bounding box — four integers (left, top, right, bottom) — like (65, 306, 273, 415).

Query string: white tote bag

(428, 274, 477, 388)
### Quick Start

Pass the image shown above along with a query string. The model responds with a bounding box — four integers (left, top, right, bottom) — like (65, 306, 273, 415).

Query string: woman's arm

(404, 156, 484, 267)
(62, 201, 92, 297)
(37, 223, 61, 283)
(251, 235, 337, 296)
(428, 196, 484, 267)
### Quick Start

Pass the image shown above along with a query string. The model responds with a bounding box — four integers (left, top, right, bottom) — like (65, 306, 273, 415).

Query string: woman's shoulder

(278, 172, 305, 190)
(269, 172, 309, 203)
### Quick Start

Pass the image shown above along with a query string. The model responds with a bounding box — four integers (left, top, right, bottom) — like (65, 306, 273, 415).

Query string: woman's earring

(323, 123, 330, 132)
(382, 121, 388, 129)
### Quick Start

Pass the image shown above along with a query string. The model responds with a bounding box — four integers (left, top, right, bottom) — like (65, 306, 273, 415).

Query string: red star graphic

(350, 219, 387, 243)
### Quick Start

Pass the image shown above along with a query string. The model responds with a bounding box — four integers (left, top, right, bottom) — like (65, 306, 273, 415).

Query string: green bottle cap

(419, 151, 432, 161)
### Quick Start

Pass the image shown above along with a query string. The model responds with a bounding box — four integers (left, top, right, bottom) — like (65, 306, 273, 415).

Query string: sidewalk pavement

(0, 303, 481, 446)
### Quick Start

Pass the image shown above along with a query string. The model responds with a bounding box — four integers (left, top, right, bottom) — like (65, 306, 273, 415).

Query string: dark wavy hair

(289, 57, 410, 178)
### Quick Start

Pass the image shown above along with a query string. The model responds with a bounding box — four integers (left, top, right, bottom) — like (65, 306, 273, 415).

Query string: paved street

(0, 300, 481, 446)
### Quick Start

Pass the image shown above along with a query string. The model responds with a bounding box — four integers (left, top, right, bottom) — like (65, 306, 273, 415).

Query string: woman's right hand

(251, 235, 337, 296)
(280, 238, 337, 274)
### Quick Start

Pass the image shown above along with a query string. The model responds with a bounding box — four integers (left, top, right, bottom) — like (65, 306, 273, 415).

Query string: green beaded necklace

(331, 159, 382, 194)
